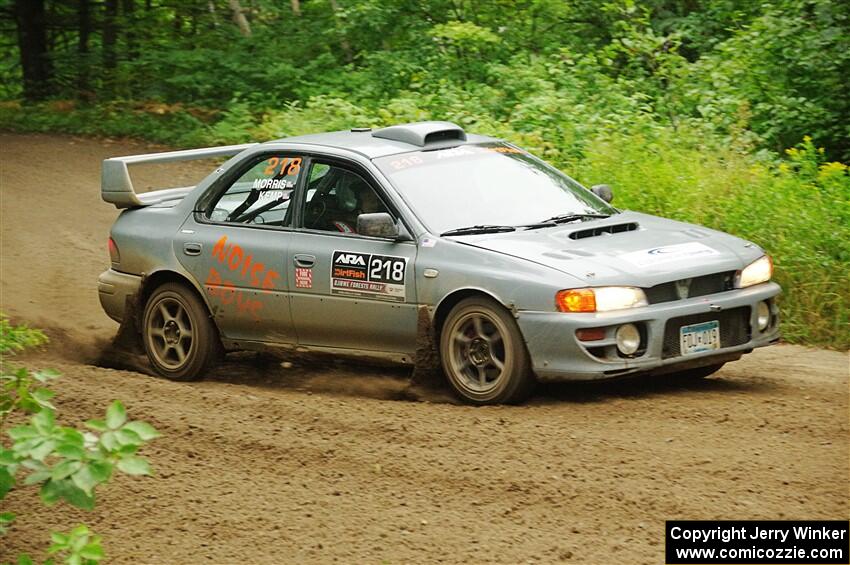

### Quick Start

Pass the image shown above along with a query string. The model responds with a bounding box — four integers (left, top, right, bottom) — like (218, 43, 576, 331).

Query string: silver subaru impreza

(98, 121, 780, 404)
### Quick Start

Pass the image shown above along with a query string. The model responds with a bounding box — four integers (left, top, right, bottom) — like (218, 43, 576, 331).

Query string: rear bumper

(98, 268, 142, 323)
(517, 282, 781, 381)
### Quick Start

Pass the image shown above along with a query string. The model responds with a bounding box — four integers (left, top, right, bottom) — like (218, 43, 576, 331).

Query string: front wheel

(142, 282, 220, 381)
(440, 297, 535, 405)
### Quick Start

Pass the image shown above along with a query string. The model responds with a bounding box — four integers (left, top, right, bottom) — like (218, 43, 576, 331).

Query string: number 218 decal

(369, 256, 405, 283)
(331, 251, 407, 302)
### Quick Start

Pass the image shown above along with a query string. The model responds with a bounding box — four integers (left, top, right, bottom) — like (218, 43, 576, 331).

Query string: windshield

(373, 142, 617, 234)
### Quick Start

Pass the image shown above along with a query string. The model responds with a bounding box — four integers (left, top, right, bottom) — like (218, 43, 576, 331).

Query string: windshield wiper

(531, 213, 612, 227)
(440, 225, 517, 236)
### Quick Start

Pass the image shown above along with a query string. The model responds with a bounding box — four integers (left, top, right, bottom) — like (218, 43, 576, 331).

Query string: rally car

(98, 121, 780, 404)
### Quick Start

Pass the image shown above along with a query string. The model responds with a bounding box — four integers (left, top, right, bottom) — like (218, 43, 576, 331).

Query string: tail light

(108, 237, 120, 264)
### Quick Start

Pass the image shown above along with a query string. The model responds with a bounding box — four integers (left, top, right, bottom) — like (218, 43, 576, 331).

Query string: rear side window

(206, 155, 303, 227)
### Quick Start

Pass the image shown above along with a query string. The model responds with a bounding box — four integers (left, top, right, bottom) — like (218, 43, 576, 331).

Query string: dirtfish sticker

(331, 250, 407, 302)
(621, 242, 720, 267)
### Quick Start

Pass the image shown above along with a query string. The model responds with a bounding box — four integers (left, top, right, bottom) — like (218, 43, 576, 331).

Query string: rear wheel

(142, 282, 220, 381)
(674, 363, 725, 380)
(440, 297, 535, 405)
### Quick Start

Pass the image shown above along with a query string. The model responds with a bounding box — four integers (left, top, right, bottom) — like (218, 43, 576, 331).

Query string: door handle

(183, 242, 202, 256)
(293, 254, 316, 268)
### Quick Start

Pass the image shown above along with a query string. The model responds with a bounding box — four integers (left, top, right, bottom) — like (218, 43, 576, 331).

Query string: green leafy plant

(1, 366, 58, 429)
(1, 315, 160, 563)
(47, 525, 105, 565)
(6, 399, 159, 511)
(0, 315, 47, 355)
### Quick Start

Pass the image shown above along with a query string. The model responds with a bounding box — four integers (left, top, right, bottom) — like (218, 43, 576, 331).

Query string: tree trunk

(228, 0, 252, 37)
(208, 1, 219, 28)
(13, 0, 53, 101)
(77, 0, 91, 95)
(329, 0, 353, 63)
(103, 0, 118, 70)
(291, 0, 301, 16)
(122, 0, 136, 59)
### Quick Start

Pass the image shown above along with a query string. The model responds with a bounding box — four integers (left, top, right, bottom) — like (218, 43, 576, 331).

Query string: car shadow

(530, 370, 777, 405)
(197, 352, 780, 406)
(91, 340, 777, 406)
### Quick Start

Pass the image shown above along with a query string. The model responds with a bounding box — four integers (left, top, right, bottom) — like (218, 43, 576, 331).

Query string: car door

(287, 158, 419, 356)
(175, 152, 305, 345)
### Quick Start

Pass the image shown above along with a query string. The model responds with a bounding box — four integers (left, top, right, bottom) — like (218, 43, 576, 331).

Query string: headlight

(736, 255, 773, 288)
(556, 287, 648, 312)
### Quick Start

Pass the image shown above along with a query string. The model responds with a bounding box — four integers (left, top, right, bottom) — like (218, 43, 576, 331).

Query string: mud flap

(409, 306, 444, 389)
(112, 295, 144, 354)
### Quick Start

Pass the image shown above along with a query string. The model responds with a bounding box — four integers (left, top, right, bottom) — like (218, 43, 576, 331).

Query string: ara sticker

(330, 250, 407, 302)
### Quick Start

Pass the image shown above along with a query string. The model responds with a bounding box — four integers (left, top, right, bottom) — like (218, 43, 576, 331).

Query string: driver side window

(300, 162, 390, 234)
(206, 154, 303, 227)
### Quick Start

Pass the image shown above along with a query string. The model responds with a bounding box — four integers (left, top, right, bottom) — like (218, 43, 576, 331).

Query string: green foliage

(1, 316, 56, 427)
(0, 511, 14, 536)
(0, 316, 158, 563)
(48, 525, 105, 565)
(1, 366, 58, 428)
(682, 0, 850, 158)
(1, 316, 48, 356)
(3, 0, 847, 158)
(6, 399, 159, 511)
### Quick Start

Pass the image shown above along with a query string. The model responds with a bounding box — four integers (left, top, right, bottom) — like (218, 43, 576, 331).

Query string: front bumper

(98, 268, 142, 323)
(517, 282, 781, 381)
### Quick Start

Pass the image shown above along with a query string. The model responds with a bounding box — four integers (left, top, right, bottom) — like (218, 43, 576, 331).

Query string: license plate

(679, 320, 720, 355)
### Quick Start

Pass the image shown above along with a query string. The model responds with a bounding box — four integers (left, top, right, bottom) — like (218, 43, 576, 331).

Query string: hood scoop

(567, 222, 639, 240)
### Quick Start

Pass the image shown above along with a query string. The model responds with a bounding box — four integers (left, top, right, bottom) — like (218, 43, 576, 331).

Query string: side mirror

(591, 184, 614, 203)
(357, 212, 399, 239)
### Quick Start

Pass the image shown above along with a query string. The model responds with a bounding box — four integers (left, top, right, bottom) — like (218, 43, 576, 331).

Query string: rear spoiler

(101, 143, 256, 209)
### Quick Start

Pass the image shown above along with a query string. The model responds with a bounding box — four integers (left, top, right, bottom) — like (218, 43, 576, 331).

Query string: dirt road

(1, 133, 848, 564)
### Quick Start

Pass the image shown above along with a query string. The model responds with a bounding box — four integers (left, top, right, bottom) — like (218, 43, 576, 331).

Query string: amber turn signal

(556, 289, 596, 312)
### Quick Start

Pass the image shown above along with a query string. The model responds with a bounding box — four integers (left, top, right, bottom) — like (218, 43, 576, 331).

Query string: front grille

(661, 306, 751, 359)
(646, 271, 735, 304)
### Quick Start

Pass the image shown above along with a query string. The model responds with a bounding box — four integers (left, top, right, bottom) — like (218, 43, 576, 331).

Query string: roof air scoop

(371, 121, 466, 148)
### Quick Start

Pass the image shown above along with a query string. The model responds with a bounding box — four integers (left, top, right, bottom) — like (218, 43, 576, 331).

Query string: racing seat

(304, 171, 369, 233)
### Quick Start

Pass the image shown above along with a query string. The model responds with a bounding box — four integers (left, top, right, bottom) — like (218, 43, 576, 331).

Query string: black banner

(666, 520, 849, 564)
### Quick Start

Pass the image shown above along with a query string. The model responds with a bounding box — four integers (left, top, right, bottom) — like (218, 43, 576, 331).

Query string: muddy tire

(440, 296, 535, 405)
(142, 282, 220, 381)
(674, 363, 725, 380)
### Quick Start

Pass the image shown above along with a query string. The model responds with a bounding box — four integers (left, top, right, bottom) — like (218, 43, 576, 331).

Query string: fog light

(615, 323, 641, 355)
(756, 301, 770, 331)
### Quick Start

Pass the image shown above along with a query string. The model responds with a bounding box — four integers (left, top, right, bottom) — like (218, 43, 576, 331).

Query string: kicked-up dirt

(1, 133, 848, 564)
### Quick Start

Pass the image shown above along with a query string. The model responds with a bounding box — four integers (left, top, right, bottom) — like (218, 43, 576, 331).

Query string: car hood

(453, 211, 763, 288)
